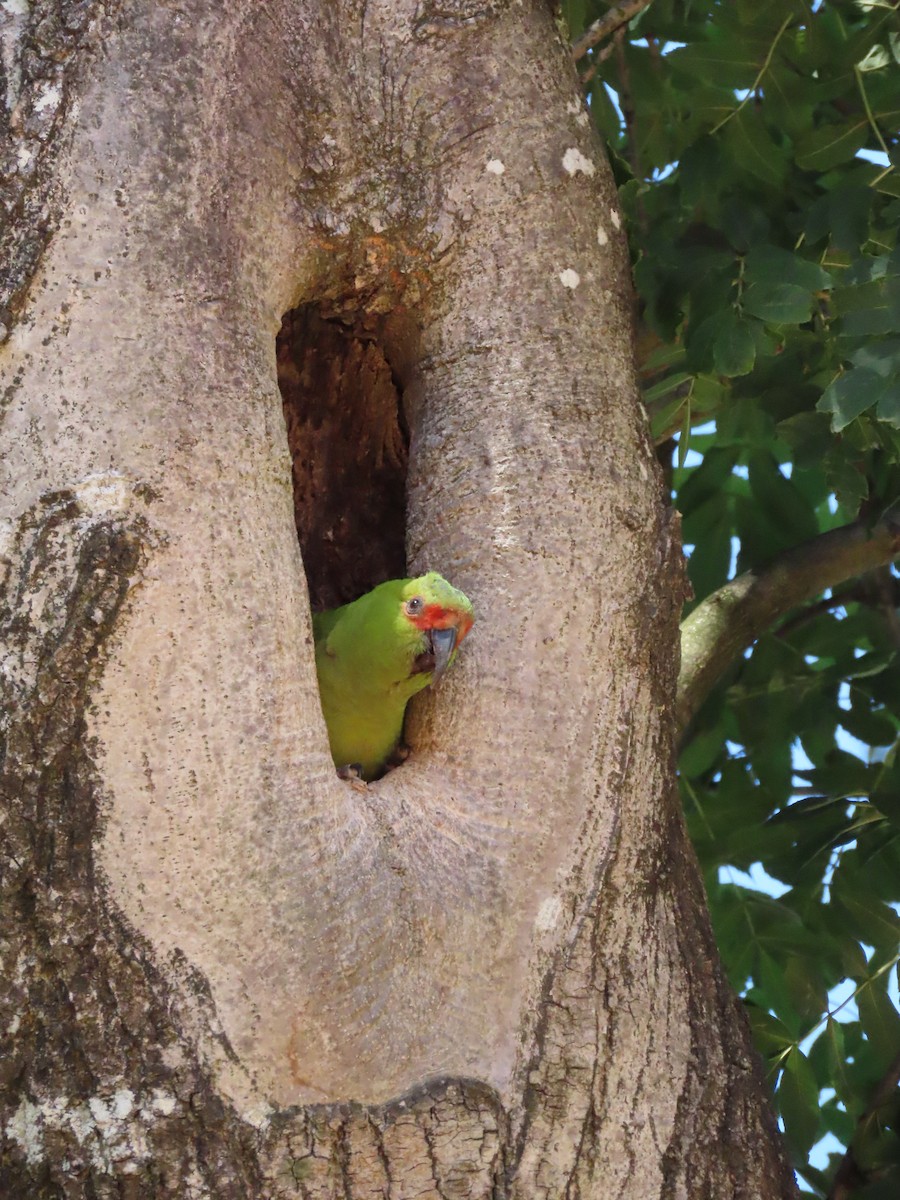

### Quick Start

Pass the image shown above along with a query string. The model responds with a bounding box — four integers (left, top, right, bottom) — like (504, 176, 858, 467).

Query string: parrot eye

(406, 596, 424, 616)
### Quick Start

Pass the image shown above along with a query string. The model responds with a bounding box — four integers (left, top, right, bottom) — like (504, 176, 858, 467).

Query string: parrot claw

(337, 763, 369, 792)
(385, 742, 411, 769)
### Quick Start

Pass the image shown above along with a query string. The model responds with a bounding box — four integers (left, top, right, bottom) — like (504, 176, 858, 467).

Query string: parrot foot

(385, 742, 411, 770)
(336, 763, 369, 792)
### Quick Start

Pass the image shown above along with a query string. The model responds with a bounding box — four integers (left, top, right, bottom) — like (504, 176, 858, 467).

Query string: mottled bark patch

(278, 306, 409, 610)
(0, 489, 262, 1198)
(413, 0, 515, 38)
(0, 0, 117, 337)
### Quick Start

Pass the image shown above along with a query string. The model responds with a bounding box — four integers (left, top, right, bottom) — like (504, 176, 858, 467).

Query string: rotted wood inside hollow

(277, 307, 409, 611)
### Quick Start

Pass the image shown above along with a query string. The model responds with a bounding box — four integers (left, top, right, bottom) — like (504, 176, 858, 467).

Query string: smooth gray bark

(0, 1, 795, 1196)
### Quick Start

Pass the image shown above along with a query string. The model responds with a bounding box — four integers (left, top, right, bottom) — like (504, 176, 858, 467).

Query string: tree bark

(677, 509, 900, 735)
(0, 1, 796, 1196)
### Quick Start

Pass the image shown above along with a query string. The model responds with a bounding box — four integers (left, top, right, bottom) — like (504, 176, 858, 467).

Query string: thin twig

(709, 13, 793, 135)
(579, 38, 618, 86)
(774, 589, 855, 640)
(854, 64, 892, 160)
(774, 574, 900, 639)
(854, 62, 897, 192)
(571, 0, 655, 63)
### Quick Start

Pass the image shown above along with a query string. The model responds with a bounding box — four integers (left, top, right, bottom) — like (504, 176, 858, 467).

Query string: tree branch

(677, 511, 900, 735)
(578, 36, 617, 86)
(571, 0, 655, 63)
(826, 1048, 900, 1200)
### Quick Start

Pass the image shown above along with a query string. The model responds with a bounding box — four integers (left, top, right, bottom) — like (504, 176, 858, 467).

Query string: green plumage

(313, 572, 474, 780)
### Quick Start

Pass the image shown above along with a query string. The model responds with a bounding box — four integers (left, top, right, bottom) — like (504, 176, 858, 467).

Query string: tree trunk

(0, 1, 796, 1196)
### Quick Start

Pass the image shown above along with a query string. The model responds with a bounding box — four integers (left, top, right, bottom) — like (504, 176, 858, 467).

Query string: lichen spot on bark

(566, 97, 590, 127)
(276, 305, 409, 612)
(534, 895, 563, 934)
(561, 147, 595, 177)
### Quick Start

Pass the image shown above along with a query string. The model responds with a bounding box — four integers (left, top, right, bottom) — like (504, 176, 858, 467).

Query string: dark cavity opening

(277, 305, 410, 612)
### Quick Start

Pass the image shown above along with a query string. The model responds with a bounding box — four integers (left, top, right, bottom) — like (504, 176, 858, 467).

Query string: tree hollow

(277, 306, 410, 610)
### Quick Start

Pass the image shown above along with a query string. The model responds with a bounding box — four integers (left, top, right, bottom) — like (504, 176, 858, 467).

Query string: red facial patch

(406, 603, 474, 644)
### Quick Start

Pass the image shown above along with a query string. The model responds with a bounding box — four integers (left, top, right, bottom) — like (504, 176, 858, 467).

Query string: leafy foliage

(567, 1, 900, 1194)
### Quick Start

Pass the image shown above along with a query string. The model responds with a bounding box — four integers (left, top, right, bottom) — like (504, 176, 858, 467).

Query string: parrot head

(399, 572, 475, 686)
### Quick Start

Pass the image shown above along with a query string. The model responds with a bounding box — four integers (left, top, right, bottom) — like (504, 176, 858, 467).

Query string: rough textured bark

(1, 1, 796, 1196)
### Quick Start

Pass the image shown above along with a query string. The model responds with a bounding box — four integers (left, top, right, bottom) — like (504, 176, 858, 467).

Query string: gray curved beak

(429, 627, 458, 686)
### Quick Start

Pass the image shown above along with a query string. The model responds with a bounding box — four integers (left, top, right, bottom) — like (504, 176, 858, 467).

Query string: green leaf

(779, 1049, 822, 1157)
(819, 1096, 856, 1146)
(745, 246, 832, 293)
(677, 446, 740, 514)
(717, 196, 772, 253)
(805, 185, 873, 251)
(739, 243, 830, 324)
(691, 374, 729, 414)
(742, 282, 815, 324)
(765, 61, 815, 138)
(758, 949, 801, 1028)
(643, 371, 693, 404)
(746, 1004, 795, 1058)
(685, 313, 723, 373)
(877, 386, 900, 427)
(561, 0, 587, 37)
(714, 313, 757, 376)
(724, 109, 789, 187)
(777, 412, 834, 469)
(666, 38, 770, 90)
(747, 451, 818, 545)
(795, 120, 868, 171)
(857, 982, 900, 1062)
(679, 721, 727, 779)
(841, 700, 898, 747)
(833, 884, 900, 955)
(824, 451, 869, 513)
(853, 1177, 900, 1200)
(822, 1018, 852, 1105)
(832, 263, 900, 336)
(767, 794, 852, 826)
(649, 395, 688, 442)
(849, 338, 900, 378)
(875, 170, 900, 198)
(684, 497, 734, 601)
(816, 368, 891, 431)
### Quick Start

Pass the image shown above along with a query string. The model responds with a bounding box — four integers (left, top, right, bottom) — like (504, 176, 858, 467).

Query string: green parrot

(313, 572, 475, 781)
